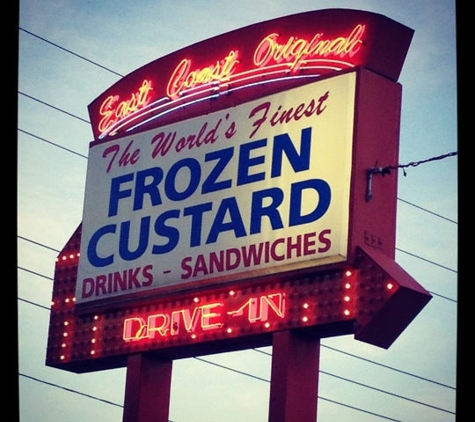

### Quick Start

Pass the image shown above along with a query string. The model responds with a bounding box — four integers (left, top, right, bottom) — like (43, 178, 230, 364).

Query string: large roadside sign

(46, 9, 431, 374)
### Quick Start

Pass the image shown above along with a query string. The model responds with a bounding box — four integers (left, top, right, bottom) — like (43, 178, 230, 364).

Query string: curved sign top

(88, 9, 413, 141)
(46, 9, 432, 375)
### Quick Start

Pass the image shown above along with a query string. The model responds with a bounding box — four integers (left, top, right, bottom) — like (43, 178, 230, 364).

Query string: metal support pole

(268, 330, 321, 422)
(122, 353, 173, 422)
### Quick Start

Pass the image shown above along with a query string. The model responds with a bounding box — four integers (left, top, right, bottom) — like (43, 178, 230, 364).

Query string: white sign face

(76, 72, 356, 305)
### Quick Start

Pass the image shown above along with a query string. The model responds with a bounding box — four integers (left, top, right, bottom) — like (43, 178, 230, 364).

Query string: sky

(17, 1, 458, 421)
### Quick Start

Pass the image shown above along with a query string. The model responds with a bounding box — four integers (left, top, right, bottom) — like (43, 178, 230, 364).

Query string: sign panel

(77, 72, 356, 307)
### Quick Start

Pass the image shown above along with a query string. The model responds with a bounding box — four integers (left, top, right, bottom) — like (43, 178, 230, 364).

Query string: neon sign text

(123, 292, 285, 341)
(98, 79, 154, 134)
(93, 25, 366, 138)
(253, 24, 366, 70)
(167, 50, 240, 99)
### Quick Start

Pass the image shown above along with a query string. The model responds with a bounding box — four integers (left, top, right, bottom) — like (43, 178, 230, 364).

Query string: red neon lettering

(201, 303, 224, 329)
(166, 50, 240, 98)
(122, 293, 285, 342)
(98, 79, 153, 135)
(123, 317, 148, 341)
(229, 297, 258, 321)
(147, 314, 170, 338)
(227, 293, 285, 322)
(253, 24, 365, 70)
(259, 294, 285, 321)
(171, 307, 201, 334)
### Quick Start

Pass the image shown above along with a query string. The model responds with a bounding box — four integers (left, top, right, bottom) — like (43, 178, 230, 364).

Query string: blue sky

(18, 1, 457, 421)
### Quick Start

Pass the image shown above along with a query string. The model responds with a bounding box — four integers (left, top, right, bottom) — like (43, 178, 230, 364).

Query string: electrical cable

(193, 357, 405, 421)
(397, 198, 457, 225)
(194, 355, 455, 417)
(19, 373, 178, 422)
(19, 28, 124, 78)
(19, 373, 124, 409)
(18, 128, 88, 159)
(396, 247, 457, 273)
(18, 91, 90, 124)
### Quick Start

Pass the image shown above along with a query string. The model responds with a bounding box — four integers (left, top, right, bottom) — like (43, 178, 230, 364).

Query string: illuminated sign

(253, 24, 365, 70)
(88, 9, 413, 140)
(122, 292, 287, 343)
(77, 72, 356, 308)
(166, 50, 240, 99)
(47, 10, 431, 380)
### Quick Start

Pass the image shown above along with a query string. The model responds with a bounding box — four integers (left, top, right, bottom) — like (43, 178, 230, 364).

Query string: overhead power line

(194, 356, 454, 417)
(396, 247, 457, 273)
(315, 345, 455, 390)
(20, 373, 177, 422)
(18, 128, 88, 159)
(19, 27, 124, 78)
(18, 91, 90, 124)
(19, 354, 454, 422)
(367, 152, 458, 179)
(398, 198, 457, 224)
(20, 373, 123, 408)
(18, 24, 459, 229)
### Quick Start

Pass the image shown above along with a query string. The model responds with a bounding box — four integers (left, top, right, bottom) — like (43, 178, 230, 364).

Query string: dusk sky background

(17, 1, 458, 421)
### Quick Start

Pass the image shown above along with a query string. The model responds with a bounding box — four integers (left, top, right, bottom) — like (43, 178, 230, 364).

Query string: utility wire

(252, 349, 456, 401)
(20, 296, 411, 421)
(17, 258, 457, 304)
(17, 234, 60, 253)
(18, 265, 53, 281)
(192, 357, 406, 421)
(19, 297, 50, 311)
(388, 152, 457, 176)
(20, 373, 177, 422)
(253, 347, 456, 391)
(17, 228, 458, 279)
(396, 247, 457, 273)
(20, 373, 123, 408)
(18, 128, 88, 159)
(19, 28, 124, 78)
(18, 25, 458, 228)
(18, 114, 459, 278)
(18, 91, 90, 124)
(315, 345, 456, 390)
(17, 228, 458, 304)
(18, 321, 455, 422)
(194, 356, 455, 417)
(398, 198, 457, 225)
